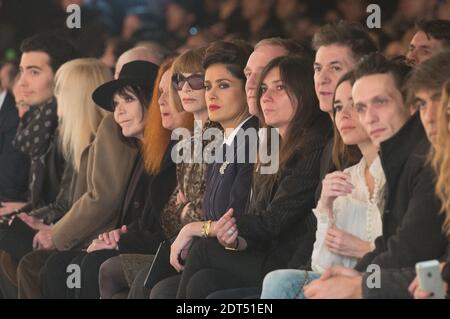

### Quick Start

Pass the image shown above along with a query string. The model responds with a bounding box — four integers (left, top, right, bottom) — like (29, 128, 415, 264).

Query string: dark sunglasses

(172, 73, 205, 91)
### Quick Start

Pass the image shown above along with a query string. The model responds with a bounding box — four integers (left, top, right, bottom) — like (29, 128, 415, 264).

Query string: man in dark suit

(0, 81, 29, 202)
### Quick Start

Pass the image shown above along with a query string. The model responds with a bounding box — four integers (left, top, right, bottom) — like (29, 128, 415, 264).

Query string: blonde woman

(17, 58, 111, 229)
(0, 59, 112, 293)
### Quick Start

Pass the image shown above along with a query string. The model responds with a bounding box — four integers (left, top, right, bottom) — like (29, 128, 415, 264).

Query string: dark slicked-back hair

(353, 53, 412, 101)
(203, 40, 253, 82)
(416, 19, 450, 48)
(312, 21, 377, 62)
(20, 32, 79, 73)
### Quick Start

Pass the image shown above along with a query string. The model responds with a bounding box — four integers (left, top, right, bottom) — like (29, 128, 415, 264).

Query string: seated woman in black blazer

(151, 55, 332, 299)
(168, 40, 258, 271)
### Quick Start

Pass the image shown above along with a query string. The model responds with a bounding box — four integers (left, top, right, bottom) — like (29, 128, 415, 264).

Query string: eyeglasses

(172, 73, 205, 91)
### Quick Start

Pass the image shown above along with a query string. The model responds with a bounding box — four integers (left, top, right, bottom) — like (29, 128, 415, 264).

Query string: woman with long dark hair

(151, 55, 331, 299)
(261, 72, 385, 299)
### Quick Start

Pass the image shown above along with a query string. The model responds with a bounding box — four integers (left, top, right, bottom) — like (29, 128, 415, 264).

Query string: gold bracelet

(201, 220, 212, 238)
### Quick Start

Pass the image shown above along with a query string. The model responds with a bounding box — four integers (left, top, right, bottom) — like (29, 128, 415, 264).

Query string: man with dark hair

(311, 21, 377, 204)
(406, 19, 450, 66)
(0, 32, 78, 218)
(312, 21, 378, 114)
(303, 53, 447, 299)
(20, 32, 79, 75)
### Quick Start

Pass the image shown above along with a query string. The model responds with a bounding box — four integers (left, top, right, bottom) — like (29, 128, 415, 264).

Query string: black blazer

(236, 114, 332, 273)
(203, 116, 259, 221)
(0, 92, 29, 201)
(355, 114, 448, 271)
(118, 142, 177, 254)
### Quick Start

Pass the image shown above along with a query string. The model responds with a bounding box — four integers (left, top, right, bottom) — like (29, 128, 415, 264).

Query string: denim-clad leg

(260, 269, 321, 299)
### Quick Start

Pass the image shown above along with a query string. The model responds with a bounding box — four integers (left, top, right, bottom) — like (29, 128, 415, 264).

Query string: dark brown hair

(20, 31, 79, 73)
(406, 50, 450, 108)
(353, 52, 412, 102)
(256, 55, 331, 173)
(416, 19, 450, 48)
(312, 20, 377, 62)
(203, 40, 253, 82)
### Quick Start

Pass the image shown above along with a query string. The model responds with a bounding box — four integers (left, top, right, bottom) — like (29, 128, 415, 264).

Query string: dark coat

(28, 161, 77, 224)
(203, 116, 259, 221)
(355, 114, 448, 271)
(0, 92, 29, 201)
(19, 136, 65, 214)
(117, 142, 177, 254)
(362, 242, 450, 299)
(236, 114, 332, 273)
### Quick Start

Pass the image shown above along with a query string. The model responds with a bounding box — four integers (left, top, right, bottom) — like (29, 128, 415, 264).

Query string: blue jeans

(260, 269, 321, 299)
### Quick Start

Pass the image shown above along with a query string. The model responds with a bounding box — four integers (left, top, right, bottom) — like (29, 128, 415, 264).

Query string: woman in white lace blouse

(261, 71, 385, 299)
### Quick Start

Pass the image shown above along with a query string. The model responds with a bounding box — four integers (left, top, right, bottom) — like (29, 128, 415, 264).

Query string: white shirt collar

(223, 116, 253, 146)
(0, 90, 7, 111)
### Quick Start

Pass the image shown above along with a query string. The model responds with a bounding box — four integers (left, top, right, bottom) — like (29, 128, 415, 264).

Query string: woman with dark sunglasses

(149, 40, 259, 298)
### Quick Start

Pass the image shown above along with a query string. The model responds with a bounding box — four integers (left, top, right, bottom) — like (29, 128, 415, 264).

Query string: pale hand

(0, 202, 27, 216)
(318, 171, 354, 214)
(32, 229, 55, 250)
(97, 225, 128, 248)
(215, 209, 239, 249)
(18, 213, 50, 231)
(170, 225, 194, 272)
(87, 239, 117, 253)
(304, 266, 363, 299)
(325, 224, 372, 259)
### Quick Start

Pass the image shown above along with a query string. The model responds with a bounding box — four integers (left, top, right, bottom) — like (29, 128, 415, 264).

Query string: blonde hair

(143, 58, 194, 175)
(431, 80, 450, 236)
(170, 47, 206, 112)
(55, 58, 111, 171)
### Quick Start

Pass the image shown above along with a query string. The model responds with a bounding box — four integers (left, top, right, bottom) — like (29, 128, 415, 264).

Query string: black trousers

(40, 249, 119, 299)
(0, 221, 35, 262)
(152, 238, 267, 299)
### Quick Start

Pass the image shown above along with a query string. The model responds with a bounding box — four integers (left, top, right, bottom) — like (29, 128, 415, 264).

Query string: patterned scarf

(12, 97, 58, 207)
